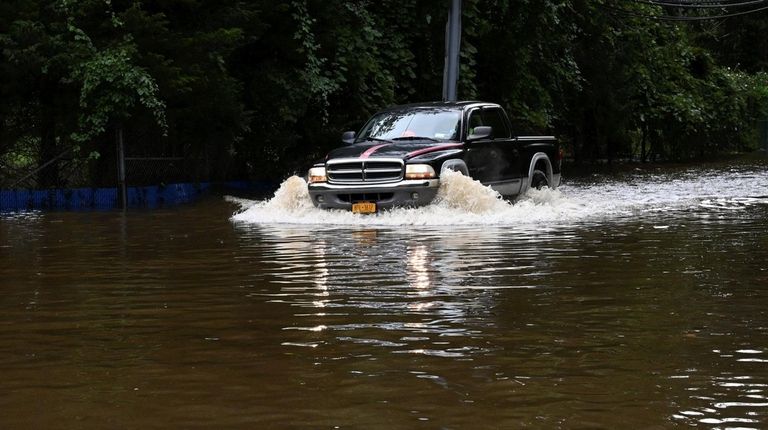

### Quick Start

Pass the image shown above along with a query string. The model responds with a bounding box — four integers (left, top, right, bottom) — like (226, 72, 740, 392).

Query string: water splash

(230, 171, 591, 226)
(260, 175, 315, 212)
(230, 164, 768, 226)
(431, 170, 508, 213)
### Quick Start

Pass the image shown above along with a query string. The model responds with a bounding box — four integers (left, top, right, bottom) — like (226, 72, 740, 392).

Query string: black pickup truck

(307, 101, 562, 213)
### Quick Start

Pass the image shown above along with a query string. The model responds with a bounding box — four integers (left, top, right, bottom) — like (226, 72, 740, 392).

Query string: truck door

(464, 107, 522, 194)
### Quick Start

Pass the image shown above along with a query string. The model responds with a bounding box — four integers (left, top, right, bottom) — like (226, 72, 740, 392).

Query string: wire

(624, 0, 768, 8)
(603, 1, 768, 20)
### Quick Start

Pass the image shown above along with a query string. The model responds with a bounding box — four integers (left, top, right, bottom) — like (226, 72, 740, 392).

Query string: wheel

(530, 169, 549, 189)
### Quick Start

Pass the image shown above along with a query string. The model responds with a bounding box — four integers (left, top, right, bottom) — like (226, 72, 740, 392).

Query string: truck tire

(531, 169, 549, 189)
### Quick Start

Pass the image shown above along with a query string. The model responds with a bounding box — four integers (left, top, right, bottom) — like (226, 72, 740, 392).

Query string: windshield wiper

(391, 136, 440, 142)
(360, 136, 393, 143)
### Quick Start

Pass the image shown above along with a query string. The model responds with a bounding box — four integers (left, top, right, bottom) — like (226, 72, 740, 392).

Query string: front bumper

(308, 179, 440, 210)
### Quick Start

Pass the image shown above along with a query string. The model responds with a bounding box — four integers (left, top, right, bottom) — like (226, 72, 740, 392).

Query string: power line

(604, 0, 768, 20)
(624, 0, 768, 9)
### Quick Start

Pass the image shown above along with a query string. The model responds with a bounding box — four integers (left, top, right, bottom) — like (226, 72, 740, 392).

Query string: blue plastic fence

(0, 181, 273, 212)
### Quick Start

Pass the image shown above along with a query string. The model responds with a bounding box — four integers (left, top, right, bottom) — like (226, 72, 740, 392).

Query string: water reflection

(234, 224, 518, 359)
(407, 243, 431, 290)
(673, 346, 768, 428)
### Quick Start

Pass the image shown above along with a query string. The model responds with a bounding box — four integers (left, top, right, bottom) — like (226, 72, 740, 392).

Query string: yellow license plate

(352, 202, 377, 214)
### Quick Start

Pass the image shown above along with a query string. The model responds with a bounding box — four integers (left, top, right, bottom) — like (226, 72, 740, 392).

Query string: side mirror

(467, 126, 492, 141)
(341, 131, 356, 145)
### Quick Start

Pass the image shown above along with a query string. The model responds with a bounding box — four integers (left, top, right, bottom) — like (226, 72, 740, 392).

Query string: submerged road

(2, 161, 767, 428)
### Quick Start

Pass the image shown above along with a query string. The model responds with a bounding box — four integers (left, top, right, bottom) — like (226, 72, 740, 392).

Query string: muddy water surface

(2, 162, 768, 429)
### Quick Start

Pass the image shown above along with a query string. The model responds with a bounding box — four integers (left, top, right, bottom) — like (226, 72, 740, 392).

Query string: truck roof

(378, 101, 500, 113)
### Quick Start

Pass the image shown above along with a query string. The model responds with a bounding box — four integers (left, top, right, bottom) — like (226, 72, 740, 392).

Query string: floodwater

(1, 161, 767, 429)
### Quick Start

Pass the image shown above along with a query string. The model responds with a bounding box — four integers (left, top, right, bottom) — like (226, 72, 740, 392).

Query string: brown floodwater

(1, 162, 767, 429)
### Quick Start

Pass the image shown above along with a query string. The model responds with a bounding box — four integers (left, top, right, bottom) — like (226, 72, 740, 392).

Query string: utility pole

(442, 0, 462, 102)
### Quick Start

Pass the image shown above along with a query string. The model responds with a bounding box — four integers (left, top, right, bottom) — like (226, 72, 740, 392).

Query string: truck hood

(326, 141, 464, 161)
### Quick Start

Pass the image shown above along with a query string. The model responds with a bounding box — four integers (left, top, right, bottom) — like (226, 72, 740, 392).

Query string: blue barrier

(0, 181, 273, 212)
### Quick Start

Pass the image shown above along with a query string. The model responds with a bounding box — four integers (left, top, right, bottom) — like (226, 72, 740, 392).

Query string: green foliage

(2, 0, 768, 188)
(290, 0, 339, 122)
(71, 44, 167, 142)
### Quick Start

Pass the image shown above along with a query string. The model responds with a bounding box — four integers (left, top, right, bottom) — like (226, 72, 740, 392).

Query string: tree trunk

(90, 126, 118, 187)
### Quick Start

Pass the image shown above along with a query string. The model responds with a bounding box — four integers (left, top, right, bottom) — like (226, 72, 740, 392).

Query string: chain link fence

(759, 119, 768, 153)
(0, 124, 233, 211)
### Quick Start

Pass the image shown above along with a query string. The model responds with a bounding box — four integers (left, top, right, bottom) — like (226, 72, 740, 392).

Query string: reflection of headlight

(308, 166, 327, 183)
(405, 164, 436, 179)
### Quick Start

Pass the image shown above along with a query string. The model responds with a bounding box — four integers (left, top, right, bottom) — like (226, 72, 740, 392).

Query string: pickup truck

(307, 101, 562, 213)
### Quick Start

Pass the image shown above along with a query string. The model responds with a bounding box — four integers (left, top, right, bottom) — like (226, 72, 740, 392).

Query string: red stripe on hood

(406, 143, 464, 159)
(360, 144, 389, 159)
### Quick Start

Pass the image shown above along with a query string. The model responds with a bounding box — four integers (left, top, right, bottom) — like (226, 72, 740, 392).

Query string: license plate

(352, 202, 377, 214)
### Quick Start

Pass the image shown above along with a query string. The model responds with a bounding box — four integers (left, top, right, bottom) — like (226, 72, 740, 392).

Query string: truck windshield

(356, 109, 461, 142)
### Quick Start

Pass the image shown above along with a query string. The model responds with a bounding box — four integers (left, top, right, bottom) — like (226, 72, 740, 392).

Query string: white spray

(230, 165, 768, 226)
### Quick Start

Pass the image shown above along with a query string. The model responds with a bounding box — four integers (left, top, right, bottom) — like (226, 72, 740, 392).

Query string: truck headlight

(405, 164, 436, 180)
(308, 166, 327, 183)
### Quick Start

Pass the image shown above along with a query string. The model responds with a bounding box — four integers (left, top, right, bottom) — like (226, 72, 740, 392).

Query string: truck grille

(338, 193, 394, 203)
(326, 159, 404, 184)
